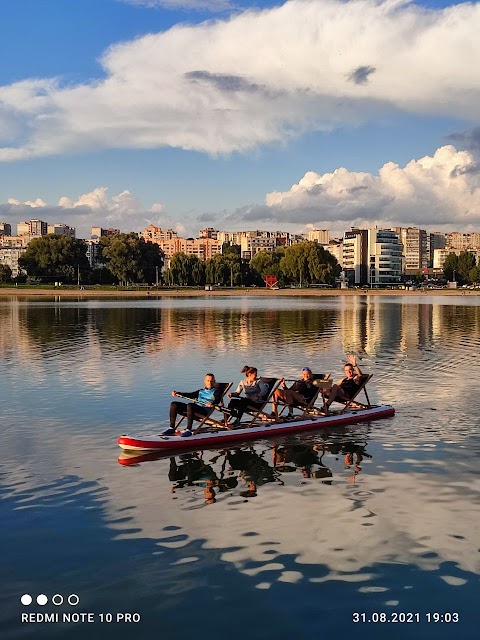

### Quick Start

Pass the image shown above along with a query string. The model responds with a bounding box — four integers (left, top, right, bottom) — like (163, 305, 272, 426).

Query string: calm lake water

(1, 295, 479, 640)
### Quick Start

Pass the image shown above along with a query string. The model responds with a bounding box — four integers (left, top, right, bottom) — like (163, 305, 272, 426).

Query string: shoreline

(0, 287, 478, 298)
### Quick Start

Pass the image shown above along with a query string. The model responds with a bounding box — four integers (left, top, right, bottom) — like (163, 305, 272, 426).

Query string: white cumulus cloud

(0, 188, 169, 238)
(0, 0, 480, 160)
(252, 145, 480, 231)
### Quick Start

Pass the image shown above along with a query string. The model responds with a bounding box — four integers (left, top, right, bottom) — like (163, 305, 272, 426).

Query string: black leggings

(170, 402, 210, 429)
(227, 398, 264, 421)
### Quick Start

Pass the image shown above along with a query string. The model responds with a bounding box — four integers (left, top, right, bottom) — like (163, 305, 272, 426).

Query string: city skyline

(0, 1, 479, 238)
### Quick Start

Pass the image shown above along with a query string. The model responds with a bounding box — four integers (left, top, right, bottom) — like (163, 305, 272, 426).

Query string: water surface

(1, 295, 479, 639)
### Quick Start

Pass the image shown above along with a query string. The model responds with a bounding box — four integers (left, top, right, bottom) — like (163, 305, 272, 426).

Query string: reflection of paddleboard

(118, 404, 395, 452)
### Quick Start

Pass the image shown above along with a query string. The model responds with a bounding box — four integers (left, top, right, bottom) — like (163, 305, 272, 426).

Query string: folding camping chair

(171, 382, 233, 433)
(242, 378, 282, 427)
(336, 374, 373, 414)
(274, 373, 332, 420)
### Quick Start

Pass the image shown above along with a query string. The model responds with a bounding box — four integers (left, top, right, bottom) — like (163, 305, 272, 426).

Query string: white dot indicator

(37, 594, 48, 606)
(68, 594, 80, 606)
(21, 594, 32, 606)
(52, 594, 63, 606)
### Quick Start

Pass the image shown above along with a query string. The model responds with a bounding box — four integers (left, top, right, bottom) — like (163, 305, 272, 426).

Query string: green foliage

(442, 253, 458, 282)
(18, 235, 90, 283)
(443, 251, 477, 284)
(0, 263, 12, 283)
(250, 249, 285, 281)
(469, 266, 480, 284)
(222, 242, 241, 257)
(457, 251, 476, 282)
(100, 234, 164, 283)
(280, 241, 340, 286)
(167, 253, 205, 286)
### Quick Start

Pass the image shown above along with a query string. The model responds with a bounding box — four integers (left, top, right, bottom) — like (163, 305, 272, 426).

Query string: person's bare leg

(271, 389, 287, 417)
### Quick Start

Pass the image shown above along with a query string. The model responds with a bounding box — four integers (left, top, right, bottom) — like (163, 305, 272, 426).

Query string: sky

(0, 0, 479, 238)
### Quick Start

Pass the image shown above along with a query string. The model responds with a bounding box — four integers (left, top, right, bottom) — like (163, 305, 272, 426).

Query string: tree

(457, 251, 476, 283)
(280, 241, 340, 287)
(167, 253, 205, 286)
(101, 234, 164, 284)
(250, 249, 285, 282)
(442, 253, 458, 282)
(443, 252, 476, 284)
(0, 263, 12, 283)
(469, 266, 480, 284)
(205, 254, 229, 285)
(18, 235, 90, 283)
(222, 242, 241, 257)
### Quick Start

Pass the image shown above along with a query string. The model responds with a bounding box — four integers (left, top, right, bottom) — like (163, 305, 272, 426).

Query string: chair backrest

(259, 377, 280, 399)
(338, 373, 373, 412)
(215, 382, 233, 403)
(312, 373, 331, 381)
(355, 374, 372, 391)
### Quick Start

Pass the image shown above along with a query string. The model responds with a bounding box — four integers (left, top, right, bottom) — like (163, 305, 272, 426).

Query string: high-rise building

(428, 232, 446, 266)
(325, 240, 343, 267)
(141, 225, 178, 243)
(17, 221, 30, 236)
(307, 229, 330, 244)
(343, 228, 369, 285)
(0, 247, 26, 277)
(368, 229, 403, 285)
(0, 222, 11, 236)
(29, 219, 48, 236)
(47, 224, 76, 237)
(199, 228, 219, 240)
(17, 219, 48, 237)
(446, 232, 480, 251)
(91, 226, 120, 239)
(392, 227, 428, 274)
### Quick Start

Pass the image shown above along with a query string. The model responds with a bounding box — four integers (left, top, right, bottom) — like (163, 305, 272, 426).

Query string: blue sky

(0, 0, 479, 237)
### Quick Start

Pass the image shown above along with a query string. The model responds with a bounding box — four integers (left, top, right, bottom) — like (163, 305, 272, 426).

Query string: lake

(1, 295, 479, 640)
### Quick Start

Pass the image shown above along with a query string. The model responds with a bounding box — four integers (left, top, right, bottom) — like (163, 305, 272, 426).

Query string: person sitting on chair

(227, 366, 269, 426)
(270, 367, 318, 420)
(163, 373, 222, 437)
(324, 355, 364, 413)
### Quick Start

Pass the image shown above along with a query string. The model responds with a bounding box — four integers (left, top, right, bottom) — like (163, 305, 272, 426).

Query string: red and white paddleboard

(117, 404, 395, 452)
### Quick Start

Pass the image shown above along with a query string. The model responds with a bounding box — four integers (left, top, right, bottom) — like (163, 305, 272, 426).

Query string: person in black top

(270, 367, 318, 419)
(324, 355, 363, 412)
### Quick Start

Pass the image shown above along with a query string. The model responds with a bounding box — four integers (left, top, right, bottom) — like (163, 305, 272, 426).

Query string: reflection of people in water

(273, 444, 333, 481)
(168, 454, 217, 490)
(169, 452, 238, 503)
(227, 448, 277, 498)
(343, 442, 370, 483)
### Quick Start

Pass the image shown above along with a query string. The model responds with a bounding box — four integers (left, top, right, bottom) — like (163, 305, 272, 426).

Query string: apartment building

(47, 224, 76, 237)
(91, 226, 120, 239)
(141, 225, 178, 243)
(392, 227, 428, 274)
(307, 229, 330, 244)
(343, 229, 369, 285)
(0, 247, 26, 277)
(368, 229, 403, 285)
(446, 232, 480, 251)
(17, 219, 48, 237)
(0, 222, 12, 236)
(343, 228, 402, 286)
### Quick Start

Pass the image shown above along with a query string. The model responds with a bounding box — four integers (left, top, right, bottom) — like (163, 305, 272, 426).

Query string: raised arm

(347, 354, 363, 379)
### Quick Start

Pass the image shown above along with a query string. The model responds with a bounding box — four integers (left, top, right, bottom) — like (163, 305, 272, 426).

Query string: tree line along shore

(1, 232, 479, 290)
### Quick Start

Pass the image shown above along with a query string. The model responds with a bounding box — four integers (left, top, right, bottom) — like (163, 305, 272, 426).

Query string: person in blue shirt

(163, 373, 222, 437)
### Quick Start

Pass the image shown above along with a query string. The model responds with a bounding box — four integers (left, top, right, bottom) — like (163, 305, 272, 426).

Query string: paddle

(172, 393, 234, 415)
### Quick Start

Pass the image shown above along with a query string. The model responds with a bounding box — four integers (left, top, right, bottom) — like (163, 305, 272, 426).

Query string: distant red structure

(265, 275, 278, 289)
